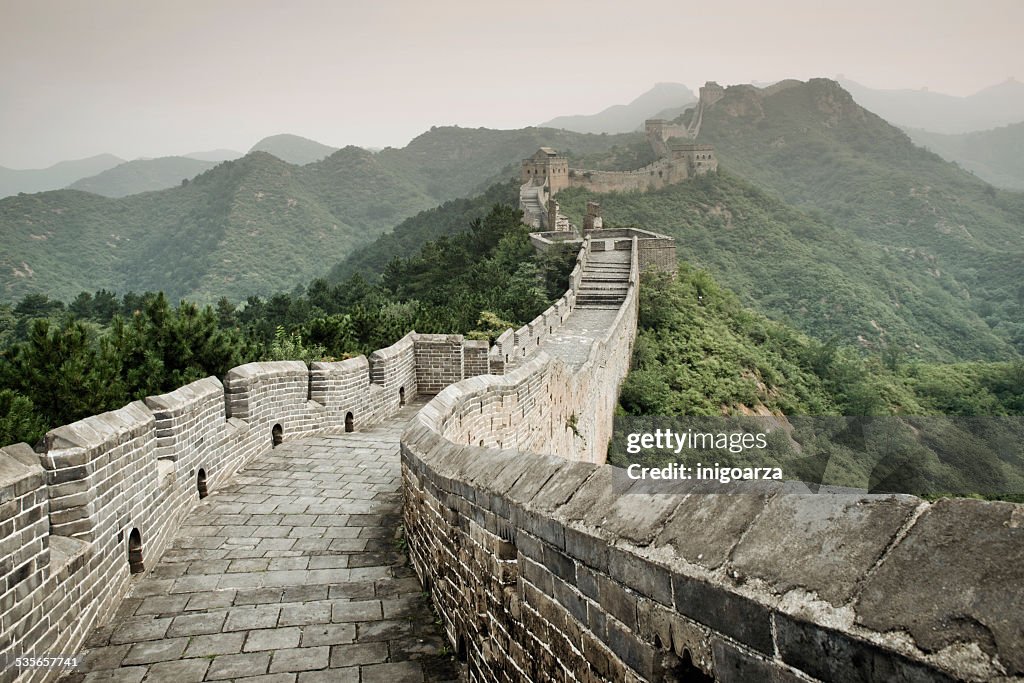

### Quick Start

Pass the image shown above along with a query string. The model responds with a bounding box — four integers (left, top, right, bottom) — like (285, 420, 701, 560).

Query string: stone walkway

(539, 249, 631, 369)
(66, 403, 462, 683)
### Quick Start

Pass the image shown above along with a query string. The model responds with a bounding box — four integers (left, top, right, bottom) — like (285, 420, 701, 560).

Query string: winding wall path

(65, 405, 461, 683)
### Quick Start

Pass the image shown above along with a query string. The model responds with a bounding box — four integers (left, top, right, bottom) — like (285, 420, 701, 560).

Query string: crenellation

(398, 231, 1017, 683)
(0, 318, 505, 679)
(521, 85, 722, 232)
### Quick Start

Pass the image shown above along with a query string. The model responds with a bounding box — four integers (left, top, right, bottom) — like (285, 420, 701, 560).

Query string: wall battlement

(0, 332, 493, 682)
(521, 83, 724, 228)
(400, 237, 1023, 682)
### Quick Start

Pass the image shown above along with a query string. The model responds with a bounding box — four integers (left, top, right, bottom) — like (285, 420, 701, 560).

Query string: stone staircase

(575, 248, 631, 308)
(519, 182, 546, 228)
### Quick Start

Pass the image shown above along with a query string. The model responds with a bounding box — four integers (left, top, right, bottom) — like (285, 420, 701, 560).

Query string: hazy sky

(2, 0, 1021, 168)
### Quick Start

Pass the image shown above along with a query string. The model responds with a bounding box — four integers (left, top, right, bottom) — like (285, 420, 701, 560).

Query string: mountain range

(905, 122, 1024, 190)
(539, 82, 696, 134)
(66, 157, 221, 197)
(0, 134, 338, 200)
(0, 154, 124, 198)
(0, 128, 643, 303)
(335, 79, 1024, 363)
(837, 76, 1024, 134)
(248, 134, 338, 165)
(2, 78, 1021, 366)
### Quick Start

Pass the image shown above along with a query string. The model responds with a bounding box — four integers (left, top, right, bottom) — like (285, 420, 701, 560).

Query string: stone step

(581, 274, 629, 281)
(583, 271, 630, 278)
(579, 283, 628, 289)
(575, 295, 627, 305)
(584, 265, 630, 271)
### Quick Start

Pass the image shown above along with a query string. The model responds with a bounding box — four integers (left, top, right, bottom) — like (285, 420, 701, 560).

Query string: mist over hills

(333, 77, 1023, 362)
(248, 134, 339, 165)
(183, 149, 243, 162)
(539, 82, 697, 134)
(3, 77, 1022, 365)
(614, 78, 1023, 358)
(906, 122, 1024, 190)
(837, 76, 1024, 134)
(67, 157, 220, 198)
(0, 154, 123, 198)
(0, 127, 643, 303)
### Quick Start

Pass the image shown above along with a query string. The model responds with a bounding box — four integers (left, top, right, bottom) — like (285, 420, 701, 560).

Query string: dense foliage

(0, 204, 571, 447)
(66, 157, 218, 197)
(690, 79, 1024, 354)
(622, 266, 1024, 418)
(327, 181, 520, 282)
(906, 122, 1024, 191)
(0, 127, 639, 305)
(614, 267, 1024, 499)
(555, 172, 1020, 361)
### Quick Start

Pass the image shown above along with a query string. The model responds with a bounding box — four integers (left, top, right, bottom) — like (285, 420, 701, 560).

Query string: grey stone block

(207, 652, 271, 680)
(244, 626, 302, 651)
(712, 638, 803, 683)
(730, 494, 919, 606)
(856, 498, 1024, 675)
(269, 646, 329, 673)
(141, 658, 211, 683)
(672, 573, 773, 655)
(655, 486, 774, 570)
(607, 546, 671, 607)
(775, 613, 958, 683)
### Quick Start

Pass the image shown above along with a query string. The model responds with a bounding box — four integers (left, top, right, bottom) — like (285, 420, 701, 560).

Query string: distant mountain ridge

(837, 76, 1024, 134)
(67, 157, 220, 197)
(183, 149, 243, 162)
(634, 77, 1024, 359)
(540, 83, 697, 134)
(249, 134, 339, 165)
(906, 122, 1024, 190)
(0, 154, 123, 198)
(0, 127, 642, 303)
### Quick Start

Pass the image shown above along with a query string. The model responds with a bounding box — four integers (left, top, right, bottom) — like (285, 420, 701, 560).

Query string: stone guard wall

(568, 159, 690, 195)
(400, 235, 1021, 682)
(0, 331, 488, 683)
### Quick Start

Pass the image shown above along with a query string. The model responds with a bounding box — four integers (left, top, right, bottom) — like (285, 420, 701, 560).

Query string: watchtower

(521, 147, 569, 194)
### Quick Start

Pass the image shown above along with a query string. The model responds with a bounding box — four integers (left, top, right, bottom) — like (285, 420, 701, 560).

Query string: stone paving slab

(64, 404, 462, 683)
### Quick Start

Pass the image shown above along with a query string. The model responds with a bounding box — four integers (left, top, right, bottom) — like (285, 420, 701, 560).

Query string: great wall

(1, 85, 1022, 682)
(519, 82, 723, 231)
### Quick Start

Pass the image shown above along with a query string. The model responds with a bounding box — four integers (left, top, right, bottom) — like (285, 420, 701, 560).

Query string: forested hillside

(67, 156, 219, 197)
(681, 79, 1024, 352)
(0, 127, 641, 304)
(616, 266, 1024, 499)
(327, 181, 520, 282)
(0, 203, 570, 447)
(249, 134, 339, 165)
(0, 154, 123, 198)
(906, 122, 1024, 190)
(555, 174, 1019, 361)
(0, 151, 432, 303)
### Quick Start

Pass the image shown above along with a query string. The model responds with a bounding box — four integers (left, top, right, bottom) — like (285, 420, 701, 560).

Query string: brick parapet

(0, 322, 499, 680)
(399, 235, 1018, 682)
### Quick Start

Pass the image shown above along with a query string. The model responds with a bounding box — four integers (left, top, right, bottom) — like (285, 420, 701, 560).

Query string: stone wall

(0, 330, 492, 683)
(568, 158, 690, 195)
(644, 120, 691, 157)
(400, 237, 1020, 682)
(4, 229, 1019, 683)
(535, 228, 677, 277)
